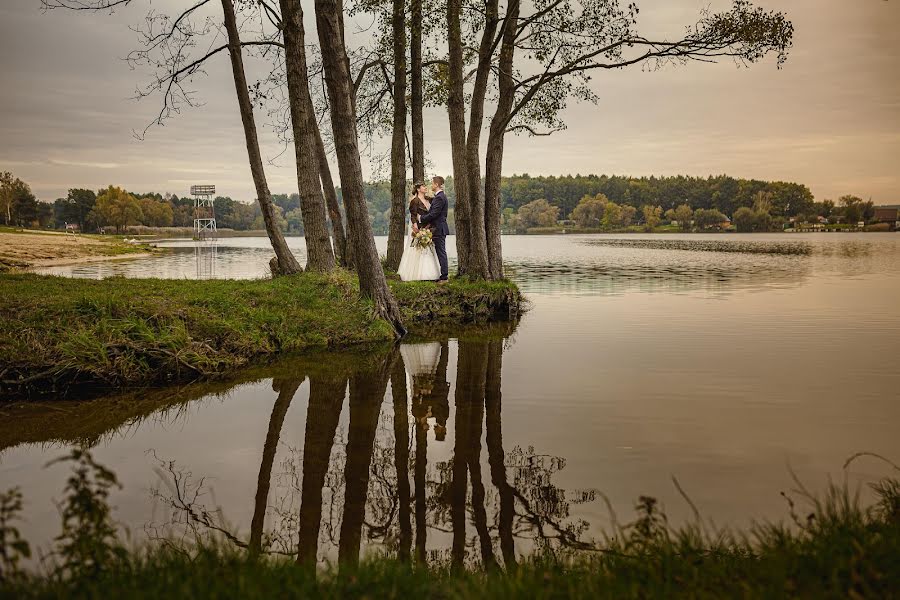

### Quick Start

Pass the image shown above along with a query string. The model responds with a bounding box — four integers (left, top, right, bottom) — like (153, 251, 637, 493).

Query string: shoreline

(28, 251, 156, 268)
(0, 271, 524, 401)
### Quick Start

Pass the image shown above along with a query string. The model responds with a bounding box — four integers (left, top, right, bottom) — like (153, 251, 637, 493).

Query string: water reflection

(131, 323, 596, 568)
(194, 241, 218, 279)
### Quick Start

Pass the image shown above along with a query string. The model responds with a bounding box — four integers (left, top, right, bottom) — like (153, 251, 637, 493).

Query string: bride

(397, 182, 442, 282)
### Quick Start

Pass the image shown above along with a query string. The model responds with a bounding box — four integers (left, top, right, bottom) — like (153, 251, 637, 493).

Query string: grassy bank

(0, 272, 523, 400)
(1, 450, 897, 599)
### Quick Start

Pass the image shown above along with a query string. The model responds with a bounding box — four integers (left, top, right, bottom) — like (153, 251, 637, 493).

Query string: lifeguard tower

(191, 184, 217, 239)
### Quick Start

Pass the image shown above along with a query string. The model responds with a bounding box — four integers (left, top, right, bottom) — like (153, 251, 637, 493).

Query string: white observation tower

(191, 184, 217, 239)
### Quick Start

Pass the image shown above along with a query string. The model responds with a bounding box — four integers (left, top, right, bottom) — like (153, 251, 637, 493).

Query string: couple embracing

(397, 175, 450, 283)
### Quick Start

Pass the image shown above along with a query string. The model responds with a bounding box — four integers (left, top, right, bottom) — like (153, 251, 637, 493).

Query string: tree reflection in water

(149, 323, 599, 570)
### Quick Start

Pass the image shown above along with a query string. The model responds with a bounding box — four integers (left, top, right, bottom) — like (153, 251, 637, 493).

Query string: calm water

(6, 233, 900, 567)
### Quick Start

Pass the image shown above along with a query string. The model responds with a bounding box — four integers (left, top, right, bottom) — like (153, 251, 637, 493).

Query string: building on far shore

(873, 207, 900, 230)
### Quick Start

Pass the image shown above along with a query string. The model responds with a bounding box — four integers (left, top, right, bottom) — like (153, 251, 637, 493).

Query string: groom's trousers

(433, 234, 449, 280)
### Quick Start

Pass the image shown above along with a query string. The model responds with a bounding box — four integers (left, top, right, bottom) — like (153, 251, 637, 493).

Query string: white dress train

(397, 228, 441, 282)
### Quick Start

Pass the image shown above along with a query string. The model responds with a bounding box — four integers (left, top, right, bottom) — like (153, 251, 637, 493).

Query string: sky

(1, 0, 899, 204)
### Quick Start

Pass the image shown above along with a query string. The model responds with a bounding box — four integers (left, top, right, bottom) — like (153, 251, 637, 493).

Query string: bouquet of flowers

(412, 228, 434, 249)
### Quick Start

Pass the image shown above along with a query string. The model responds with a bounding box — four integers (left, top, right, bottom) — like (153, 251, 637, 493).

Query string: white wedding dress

(400, 342, 441, 377)
(397, 226, 441, 282)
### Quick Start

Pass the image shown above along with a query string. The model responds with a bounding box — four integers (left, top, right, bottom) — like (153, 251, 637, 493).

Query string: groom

(418, 175, 450, 283)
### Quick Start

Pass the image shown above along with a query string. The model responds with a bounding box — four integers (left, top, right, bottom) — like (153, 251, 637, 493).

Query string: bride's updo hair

(410, 182, 425, 198)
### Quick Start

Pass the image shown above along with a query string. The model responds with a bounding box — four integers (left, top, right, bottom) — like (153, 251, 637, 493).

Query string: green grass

(0, 272, 523, 399)
(2, 470, 898, 599)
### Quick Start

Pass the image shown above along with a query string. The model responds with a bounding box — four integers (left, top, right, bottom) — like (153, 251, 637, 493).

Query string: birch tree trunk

(279, 0, 335, 272)
(314, 0, 406, 335)
(221, 0, 302, 275)
(386, 0, 408, 271)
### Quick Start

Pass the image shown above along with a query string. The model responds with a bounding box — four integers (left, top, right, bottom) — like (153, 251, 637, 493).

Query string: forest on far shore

(0, 171, 881, 235)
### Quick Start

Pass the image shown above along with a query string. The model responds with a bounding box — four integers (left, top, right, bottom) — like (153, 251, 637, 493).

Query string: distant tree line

(1, 169, 880, 236)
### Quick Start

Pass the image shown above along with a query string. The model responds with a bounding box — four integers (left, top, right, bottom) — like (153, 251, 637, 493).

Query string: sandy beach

(0, 230, 153, 270)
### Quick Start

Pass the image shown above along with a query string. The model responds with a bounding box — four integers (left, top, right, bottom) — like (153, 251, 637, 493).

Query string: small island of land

(0, 271, 523, 400)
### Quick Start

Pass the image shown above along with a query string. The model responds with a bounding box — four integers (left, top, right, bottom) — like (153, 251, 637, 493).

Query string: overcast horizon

(2, 0, 899, 204)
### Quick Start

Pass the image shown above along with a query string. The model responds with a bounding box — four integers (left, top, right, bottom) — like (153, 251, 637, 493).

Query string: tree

(445, 0, 476, 276)
(693, 208, 728, 230)
(36, 202, 54, 228)
(460, 0, 499, 279)
(94, 186, 143, 233)
(839, 195, 865, 224)
(0, 172, 14, 225)
(673, 204, 694, 231)
(733, 206, 755, 232)
(138, 197, 174, 227)
(641, 205, 662, 232)
(754, 210, 772, 232)
(8, 181, 38, 227)
(752, 190, 773, 215)
(620, 204, 637, 227)
(1, 172, 37, 227)
(514, 199, 559, 230)
(43, 0, 307, 275)
(478, 0, 793, 278)
(571, 194, 607, 228)
(314, 0, 406, 335)
(734, 206, 771, 232)
(278, 0, 336, 272)
(64, 189, 97, 231)
(664, 208, 677, 223)
(384, 0, 408, 272)
(410, 0, 425, 185)
(601, 201, 623, 229)
(220, 0, 304, 275)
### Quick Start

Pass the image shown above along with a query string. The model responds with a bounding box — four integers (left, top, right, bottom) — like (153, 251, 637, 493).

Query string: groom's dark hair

(432, 175, 445, 187)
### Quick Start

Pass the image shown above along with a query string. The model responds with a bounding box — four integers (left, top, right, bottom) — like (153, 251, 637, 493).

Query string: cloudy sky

(1, 0, 898, 204)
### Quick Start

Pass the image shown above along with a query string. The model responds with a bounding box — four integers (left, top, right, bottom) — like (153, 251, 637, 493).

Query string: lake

(5, 233, 900, 567)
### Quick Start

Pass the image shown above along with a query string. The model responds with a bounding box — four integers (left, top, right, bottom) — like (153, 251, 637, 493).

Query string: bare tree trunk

(410, 0, 425, 184)
(315, 0, 406, 336)
(484, 129, 505, 280)
(462, 0, 500, 280)
(220, 0, 302, 275)
(279, 0, 335, 272)
(249, 377, 303, 558)
(386, 0, 408, 271)
(447, 0, 471, 276)
(313, 116, 350, 268)
(484, 0, 519, 280)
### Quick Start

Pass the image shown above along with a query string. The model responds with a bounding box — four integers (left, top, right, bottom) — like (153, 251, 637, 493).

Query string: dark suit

(418, 190, 450, 280)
